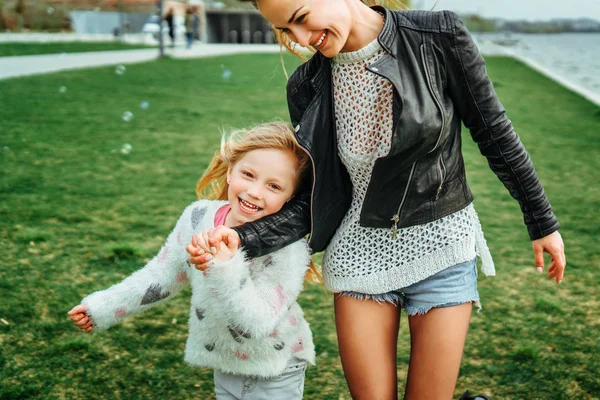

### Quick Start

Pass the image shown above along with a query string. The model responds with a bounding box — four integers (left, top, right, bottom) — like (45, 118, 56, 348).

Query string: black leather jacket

(233, 8, 559, 258)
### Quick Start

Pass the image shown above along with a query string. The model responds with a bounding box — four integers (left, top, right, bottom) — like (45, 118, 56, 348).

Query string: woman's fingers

(533, 244, 545, 273)
(226, 233, 239, 252)
(208, 226, 240, 250)
(531, 231, 566, 284)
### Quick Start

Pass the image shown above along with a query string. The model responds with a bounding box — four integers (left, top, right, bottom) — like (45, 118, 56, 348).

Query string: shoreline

(475, 38, 600, 107)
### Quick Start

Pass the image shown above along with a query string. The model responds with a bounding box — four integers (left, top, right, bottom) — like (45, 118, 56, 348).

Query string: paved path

(1, 40, 598, 106)
(0, 44, 281, 81)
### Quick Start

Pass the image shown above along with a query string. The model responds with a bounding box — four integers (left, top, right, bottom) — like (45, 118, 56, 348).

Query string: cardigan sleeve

(82, 202, 208, 331)
(202, 240, 311, 338)
(444, 11, 559, 240)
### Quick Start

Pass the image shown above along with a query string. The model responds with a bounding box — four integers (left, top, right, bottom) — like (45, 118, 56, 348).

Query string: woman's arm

(232, 190, 311, 258)
(445, 11, 559, 240)
(444, 12, 565, 282)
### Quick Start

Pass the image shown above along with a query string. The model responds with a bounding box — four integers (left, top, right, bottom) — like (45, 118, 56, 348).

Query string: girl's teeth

(240, 198, 260, 212)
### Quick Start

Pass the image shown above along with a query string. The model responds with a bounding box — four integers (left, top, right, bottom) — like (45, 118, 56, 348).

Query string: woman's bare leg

(404, 303, 473, 400)
(334, 294, 401, 400)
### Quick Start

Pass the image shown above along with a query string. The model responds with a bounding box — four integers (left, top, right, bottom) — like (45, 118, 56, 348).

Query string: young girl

(68, 122, 316, 400)
(188, 1, 567, 399)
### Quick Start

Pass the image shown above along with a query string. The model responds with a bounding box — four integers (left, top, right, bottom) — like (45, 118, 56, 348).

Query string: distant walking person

(165, 7, 175, 47)
(193, 4, 202, 42)
(185, 7, 194, 50)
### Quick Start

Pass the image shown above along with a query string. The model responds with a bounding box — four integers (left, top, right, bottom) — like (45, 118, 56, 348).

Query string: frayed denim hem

(405, 298, 482, 316)
(337, 291, 403, 305)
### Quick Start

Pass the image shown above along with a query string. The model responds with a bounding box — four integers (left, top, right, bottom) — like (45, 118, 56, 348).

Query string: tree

(15, 0, 24, 31)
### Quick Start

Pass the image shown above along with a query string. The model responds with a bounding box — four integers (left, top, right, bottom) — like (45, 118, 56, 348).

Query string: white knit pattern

(82, 200, 315, 379)
(323, 39, 495, 294)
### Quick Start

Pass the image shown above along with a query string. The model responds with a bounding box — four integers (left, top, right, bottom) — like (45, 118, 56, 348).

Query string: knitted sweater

(323, 39, 495, 294)
(82, 200, 315, 378)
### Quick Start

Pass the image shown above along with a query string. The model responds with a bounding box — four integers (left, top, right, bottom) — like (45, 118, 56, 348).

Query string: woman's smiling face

(257, 0, 353, 57)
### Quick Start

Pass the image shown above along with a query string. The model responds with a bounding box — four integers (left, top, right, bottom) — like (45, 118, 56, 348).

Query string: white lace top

(322, 39, 495, 294)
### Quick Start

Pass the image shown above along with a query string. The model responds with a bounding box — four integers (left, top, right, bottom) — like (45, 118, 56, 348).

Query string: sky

(412, 0, 600, 21)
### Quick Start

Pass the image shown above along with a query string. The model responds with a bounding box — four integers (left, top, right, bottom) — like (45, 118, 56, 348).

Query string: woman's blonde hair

(196, 121, 321, 283)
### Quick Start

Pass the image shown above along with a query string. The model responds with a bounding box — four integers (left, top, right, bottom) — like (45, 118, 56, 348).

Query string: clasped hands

(186, 225, 241, 270)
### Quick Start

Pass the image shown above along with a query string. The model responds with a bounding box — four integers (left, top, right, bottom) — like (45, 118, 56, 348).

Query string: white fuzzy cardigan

(82, 200, 315, 378)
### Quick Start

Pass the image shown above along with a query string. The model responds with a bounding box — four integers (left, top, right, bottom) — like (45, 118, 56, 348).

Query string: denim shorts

(339, 258, 481, 316)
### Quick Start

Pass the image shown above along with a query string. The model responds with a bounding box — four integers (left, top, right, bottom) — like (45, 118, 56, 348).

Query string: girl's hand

(532, 231, 566, 284)
(186, 226, 240, 271)
(67, 304, 94, 333)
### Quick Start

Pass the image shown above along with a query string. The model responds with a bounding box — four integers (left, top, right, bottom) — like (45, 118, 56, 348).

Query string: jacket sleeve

(232, 191, 311, 258)
(82, 203, 203, 331)
(444, 11, 559, 240)
(202, 240, 310, 338)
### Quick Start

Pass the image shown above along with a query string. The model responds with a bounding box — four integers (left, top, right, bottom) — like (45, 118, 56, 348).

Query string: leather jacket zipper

(390, 162, 416, 239)
(436, 155, 446, 200)
(420, 44, 445, 153)
(294, 124, 316, 241)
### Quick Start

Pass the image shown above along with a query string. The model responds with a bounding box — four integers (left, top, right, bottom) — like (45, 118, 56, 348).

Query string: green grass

(0, 41, 155, 57)
(0, 54, 599, 399)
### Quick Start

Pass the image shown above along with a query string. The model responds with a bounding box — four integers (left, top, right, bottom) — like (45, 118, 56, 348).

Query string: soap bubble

(115, 65, 126, 75)
(120, 143, 132, 155)
(59, 86, 67, 94)
(3, 146, 9, 152)
(139, 100, 150, 110)
(47, 7, 55, 15)
(94, 7, 101, 12)
(222, 69, 232, 80)
(122, 111, 133, 122)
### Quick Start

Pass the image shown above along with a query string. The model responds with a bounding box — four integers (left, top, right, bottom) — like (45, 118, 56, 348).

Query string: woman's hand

(212, 235, 239, 262)
(67, 304, 94, 333)
(186, 226, 241, 271)
(532, 231, 566, 284)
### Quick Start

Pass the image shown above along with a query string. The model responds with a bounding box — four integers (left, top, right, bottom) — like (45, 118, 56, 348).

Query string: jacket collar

(308, 6, 396, 90)
(372, 6, 398, 58)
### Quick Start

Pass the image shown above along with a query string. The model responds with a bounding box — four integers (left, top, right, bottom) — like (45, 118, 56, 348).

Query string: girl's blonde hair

(238, 0, 409, 63)
(196, 121, 321, 283)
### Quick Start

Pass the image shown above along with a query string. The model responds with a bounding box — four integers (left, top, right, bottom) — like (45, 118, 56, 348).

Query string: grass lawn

(0, 41, 155, 57)
(0, 53, 599, 399)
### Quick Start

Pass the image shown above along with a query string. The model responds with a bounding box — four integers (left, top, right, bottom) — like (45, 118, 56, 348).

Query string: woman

(189, 1, 566, 398)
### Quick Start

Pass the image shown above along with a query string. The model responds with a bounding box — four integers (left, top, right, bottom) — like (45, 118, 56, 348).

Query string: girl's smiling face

(225, 148, 298, 227)
(257, 0, 354, 57)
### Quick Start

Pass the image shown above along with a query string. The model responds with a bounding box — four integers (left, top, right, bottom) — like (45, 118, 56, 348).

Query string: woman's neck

(342, 1, 384, 53)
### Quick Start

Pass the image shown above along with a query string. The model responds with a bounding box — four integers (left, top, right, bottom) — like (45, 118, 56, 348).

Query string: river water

(476, 32, 600, 103)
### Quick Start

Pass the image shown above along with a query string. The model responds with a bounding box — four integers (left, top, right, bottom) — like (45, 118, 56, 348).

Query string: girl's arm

(203, 240, 311, 338)
(78, 203, 204, 331)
